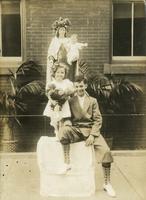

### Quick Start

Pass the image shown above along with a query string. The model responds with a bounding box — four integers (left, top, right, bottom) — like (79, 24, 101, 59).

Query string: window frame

(0, 0, 26, 63)
(112, 0, 146, 62)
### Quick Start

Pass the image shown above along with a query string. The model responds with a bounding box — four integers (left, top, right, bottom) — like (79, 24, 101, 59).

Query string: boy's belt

(73, 123, 93, 128)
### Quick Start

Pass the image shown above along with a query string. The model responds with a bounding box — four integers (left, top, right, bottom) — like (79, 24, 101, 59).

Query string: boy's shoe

(103, 183, 116, 197)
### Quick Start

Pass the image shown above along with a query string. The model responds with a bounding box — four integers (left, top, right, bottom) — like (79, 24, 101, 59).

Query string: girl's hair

(52, 62, 69, 78)
(56, 27, 67, 38)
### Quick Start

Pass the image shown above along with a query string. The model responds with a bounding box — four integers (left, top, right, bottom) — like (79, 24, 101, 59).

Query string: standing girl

(44, 62, 75, 135)
(44, 62, 75, 173)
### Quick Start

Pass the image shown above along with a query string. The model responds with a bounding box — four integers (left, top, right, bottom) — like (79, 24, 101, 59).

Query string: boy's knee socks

(63, 144, 70, 164)
(102, 163, 111, 184)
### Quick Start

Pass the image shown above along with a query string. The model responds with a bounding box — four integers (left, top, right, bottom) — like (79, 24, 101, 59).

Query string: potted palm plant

(86, 72, 144, 148)
(0, 90, 20, 152)
(0, 60, 47, 152)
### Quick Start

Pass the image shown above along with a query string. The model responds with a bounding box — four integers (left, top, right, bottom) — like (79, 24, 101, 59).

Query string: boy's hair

(74, 75, 87, 84)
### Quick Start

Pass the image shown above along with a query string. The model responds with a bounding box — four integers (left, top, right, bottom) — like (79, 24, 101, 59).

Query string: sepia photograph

(0, 0, 146, 200)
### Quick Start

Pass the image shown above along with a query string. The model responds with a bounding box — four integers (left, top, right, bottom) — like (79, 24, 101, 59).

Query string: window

(113, 1, 146, 57)
(0, 0, 25, 58)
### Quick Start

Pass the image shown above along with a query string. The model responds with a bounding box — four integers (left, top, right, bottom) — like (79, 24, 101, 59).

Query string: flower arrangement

(47, 83, 71, 111)
(51, 17, 71, 32)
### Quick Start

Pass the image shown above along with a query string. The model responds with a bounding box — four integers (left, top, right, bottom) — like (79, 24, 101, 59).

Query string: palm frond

(9, 77, 16, 96)
(8, 68, 15, 78)
(15, 80, 47, 115)
(111, 80, 143, 100)
(78, 59, 88, 74)
(16, 60, 42, 88)
(15, 102, 27, 112)
(16, 60, 41, 74)
(14, 117, 21, 127)
(17, 80, 45, 98)
(86, 73, 144, 114)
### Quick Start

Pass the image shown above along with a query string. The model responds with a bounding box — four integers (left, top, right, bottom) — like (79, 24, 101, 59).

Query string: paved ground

(0, 151, 146, 200)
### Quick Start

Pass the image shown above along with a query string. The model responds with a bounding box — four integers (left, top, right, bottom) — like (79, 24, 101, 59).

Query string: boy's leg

(102, 162, 116, 197)
(63, 144, 70, 164)
(58, 125, 85, 145)
(57, 125, 84, 174)
(94, 135, 116, 197)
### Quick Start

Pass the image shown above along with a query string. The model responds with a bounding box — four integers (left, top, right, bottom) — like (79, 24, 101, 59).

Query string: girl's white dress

(43, 79, 73, 128)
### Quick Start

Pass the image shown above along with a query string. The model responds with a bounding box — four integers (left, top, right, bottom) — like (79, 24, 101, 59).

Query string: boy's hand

(85, 135, 94, 146)
(64, 120, 72, 126)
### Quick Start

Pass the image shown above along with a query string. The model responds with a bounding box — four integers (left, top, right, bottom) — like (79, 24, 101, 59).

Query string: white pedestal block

(37, 136, 95, 197)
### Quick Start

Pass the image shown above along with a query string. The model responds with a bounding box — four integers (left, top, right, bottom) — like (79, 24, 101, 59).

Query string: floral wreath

(51, 17, 71, 32)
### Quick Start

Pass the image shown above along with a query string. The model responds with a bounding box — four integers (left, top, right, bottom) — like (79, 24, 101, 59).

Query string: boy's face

(74, 81, 87, 97)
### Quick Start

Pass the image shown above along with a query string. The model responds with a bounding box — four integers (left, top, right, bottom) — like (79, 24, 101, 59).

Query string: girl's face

(55, 67, 66, 81)
(58, 27, 66, 38)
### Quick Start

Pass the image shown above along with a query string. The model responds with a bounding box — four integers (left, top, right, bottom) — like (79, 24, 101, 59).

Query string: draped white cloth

(37, 136, 96, 197)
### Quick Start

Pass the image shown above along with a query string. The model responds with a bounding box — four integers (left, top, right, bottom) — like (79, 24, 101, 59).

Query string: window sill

(112, 56, 146, 63)
(0, 57, 23, 75)
(104, 63, 146, 74)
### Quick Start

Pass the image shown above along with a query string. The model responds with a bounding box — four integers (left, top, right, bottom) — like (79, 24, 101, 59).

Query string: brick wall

(25, 0, 111, 74)
(0, 0, 146, 150)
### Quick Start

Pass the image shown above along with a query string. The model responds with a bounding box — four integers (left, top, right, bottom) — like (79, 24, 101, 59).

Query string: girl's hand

(54, 104, 61, 112)
(58, 90, 64, 96)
